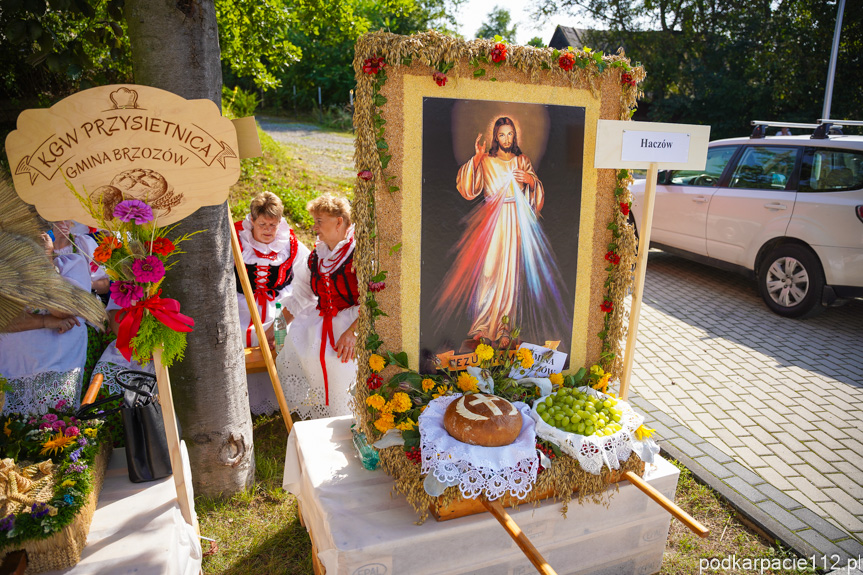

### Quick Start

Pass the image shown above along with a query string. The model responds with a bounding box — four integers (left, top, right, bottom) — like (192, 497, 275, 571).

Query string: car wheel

(757, 244, 825, 319)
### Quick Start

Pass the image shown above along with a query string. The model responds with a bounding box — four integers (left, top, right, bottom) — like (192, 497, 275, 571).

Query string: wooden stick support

(624, 470, 709, 538)
(227, 203, 294, 433)
(152, 347, 199, 533)
(81, 373, 103, 406)
(481, 498, 558, 575)
(619, 162, 659, 401)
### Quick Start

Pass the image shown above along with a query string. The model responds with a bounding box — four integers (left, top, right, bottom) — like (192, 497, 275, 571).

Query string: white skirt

(276, 306, 358, 420)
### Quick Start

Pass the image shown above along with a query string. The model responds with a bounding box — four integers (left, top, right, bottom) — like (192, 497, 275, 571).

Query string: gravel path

(257, 116, 355, 182)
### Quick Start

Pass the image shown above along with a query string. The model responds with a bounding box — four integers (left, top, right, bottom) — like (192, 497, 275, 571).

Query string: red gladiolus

(490, 43, 507, 64)
(621, 72, 636, 87)
(363, 56, 386, 75)
(559, 52, 575, 71)
(433, 72, 448, 86)
(358, 170, 373, 181)
(620, 201, 630, 216)
(601, 300, 614, 313)
(605, 251, 621, 265)
(367, 373, 384, 390)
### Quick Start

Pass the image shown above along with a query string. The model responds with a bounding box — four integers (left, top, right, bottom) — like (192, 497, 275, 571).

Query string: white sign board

(595, 120, 710, 170)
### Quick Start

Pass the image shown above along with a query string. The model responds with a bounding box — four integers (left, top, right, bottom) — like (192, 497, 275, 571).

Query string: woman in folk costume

(234, 192, 310, 415)
(278, 194, 359, 420)
(0, 231, 90, 415)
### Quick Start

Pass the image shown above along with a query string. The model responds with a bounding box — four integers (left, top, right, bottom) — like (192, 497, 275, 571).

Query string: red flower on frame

(367, 373, 384, 390)
(432, 72, 448, 86)
(621, 72, 636, 87)
(558, 52, 575, 71)
(600, 300, 614, 313)
(605, 251, 621, 265)
(363, 56, 386, 75)
(368, 280, 386, 293)
(358, 170, 373, 181)
(490, 43, 507, 64)
(620, 202, 630, 216)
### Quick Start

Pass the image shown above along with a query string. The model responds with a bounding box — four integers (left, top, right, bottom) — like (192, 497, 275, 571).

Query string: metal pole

(293, 85, 297, 118)
(318, 86, 323, 123)
(822, 0, 846, 120)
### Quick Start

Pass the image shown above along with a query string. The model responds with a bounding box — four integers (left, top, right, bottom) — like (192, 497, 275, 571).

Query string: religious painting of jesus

(419, 98, 585, 373)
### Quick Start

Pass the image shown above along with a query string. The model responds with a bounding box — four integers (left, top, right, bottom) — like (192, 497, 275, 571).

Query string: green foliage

(222, 85, 260, 119)
(527, 36, 545, 48)
(543, 0, 863, 138)
(475, 6, 517, 42)
(130, 314, 188, 367)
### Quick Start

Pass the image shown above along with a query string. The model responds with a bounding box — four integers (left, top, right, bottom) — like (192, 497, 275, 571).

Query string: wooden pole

(481, 498, 558, 575)
(619, 162, 659, 401)
(227, 204, 294, 433)
(624, 471, 709, 537)
(152, 347, 199, 533)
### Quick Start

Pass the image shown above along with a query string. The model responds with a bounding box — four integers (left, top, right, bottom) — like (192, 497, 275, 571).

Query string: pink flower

(358, 170, 373, 181)
(65, 426, 80, 437)
(42, 413, 58, 423)
(110, 281, 144, 308)
(40, 423, 52, 430)
(433, 72, 447, 86)
(368, 281, 386, 293)
(52, 420, 66, 431)
(132, 256, 165, 283)
(55, 399, 68, 411)
(113, 200, 154, 224)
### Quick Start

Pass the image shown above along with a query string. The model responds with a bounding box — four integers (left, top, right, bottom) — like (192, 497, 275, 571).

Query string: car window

(729, 146, 798, 190)
(800, 148, 863, 192)
(665, 146, 738, 186)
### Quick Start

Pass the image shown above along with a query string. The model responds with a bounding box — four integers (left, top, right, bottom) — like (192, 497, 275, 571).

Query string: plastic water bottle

(351, 425, 380, 470)
(273, 302, 287, 354)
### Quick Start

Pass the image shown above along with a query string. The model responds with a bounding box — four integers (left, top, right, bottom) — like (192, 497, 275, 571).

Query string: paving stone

(819, 502, 863, 535)
(687, 419, 717, 439)
(793, 508, 854, 541)
(836, 537, 863, 559)
(807, 441, 849, 463)
(697, 441, 734, 464)
(666, 437, 704, 458)
(765, 442, 806, 465)
(751, 415, 784, 433)
(792, 464, 839, 489)
(725, 476, 768, 503)
(823, 488, 863, 515)
(741, 436, 774, 456)
(828, 467, 863, 494)
(725, 461, 766, 485)
(775, 432, 810, 453)
(748, 426, 779, 445)
(796, 529, 850, 562)
(672, 425, 705, 446)
(758, 482, 806, 510)
(695, 456, 734, 479)
(757, 500, 808, 530)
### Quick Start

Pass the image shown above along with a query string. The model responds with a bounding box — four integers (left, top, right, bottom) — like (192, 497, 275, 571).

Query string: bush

(222, 85, 260, 119)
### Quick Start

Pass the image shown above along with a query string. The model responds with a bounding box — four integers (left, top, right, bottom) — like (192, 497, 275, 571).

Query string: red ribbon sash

(115, 291, 195, 361)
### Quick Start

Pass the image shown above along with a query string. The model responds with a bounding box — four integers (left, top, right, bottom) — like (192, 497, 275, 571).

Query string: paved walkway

(624, 250, 863, 569)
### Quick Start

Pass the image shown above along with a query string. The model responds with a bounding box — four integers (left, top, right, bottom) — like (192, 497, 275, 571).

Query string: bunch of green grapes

(535, 388, 624, 437)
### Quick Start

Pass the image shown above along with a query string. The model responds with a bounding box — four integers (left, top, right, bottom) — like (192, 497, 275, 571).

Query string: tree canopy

(475, 6, 517, 43)
(534, 0, 862, 138)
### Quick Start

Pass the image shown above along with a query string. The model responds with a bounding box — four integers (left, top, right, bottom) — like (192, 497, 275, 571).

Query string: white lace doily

(529, 386, 659, 475)
(2, 368, 83, 416)
(419, 394, 539, 501)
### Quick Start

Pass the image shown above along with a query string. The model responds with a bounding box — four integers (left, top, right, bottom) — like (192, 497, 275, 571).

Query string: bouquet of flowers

(70, 184, 200, 367)
(0, 401, 107, 545)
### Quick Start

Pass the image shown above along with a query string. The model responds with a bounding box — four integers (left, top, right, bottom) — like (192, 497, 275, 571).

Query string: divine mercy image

(419, 97, 586, 372)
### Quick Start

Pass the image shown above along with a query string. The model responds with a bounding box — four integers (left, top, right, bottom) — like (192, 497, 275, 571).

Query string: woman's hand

(513, 169, 535, 187)
(334, 328, 357, 363)
(45, 315, 80, 334)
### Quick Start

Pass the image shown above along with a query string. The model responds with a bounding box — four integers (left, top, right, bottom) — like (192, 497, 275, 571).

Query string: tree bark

(125, 0, 255, 496)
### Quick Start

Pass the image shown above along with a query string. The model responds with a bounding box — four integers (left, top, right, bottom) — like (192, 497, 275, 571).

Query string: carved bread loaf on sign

(443, 393, 522, 447)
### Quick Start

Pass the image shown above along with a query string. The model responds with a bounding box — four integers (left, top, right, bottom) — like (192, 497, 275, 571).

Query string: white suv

(630, 127, 863, 318)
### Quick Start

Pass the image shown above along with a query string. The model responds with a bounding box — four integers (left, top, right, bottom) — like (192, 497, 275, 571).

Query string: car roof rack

(750, 121, 820, 139)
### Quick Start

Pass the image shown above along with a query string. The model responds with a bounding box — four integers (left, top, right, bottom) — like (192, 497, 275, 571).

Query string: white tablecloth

(44, 448, 202, 575)
(284, 416, 679, 575)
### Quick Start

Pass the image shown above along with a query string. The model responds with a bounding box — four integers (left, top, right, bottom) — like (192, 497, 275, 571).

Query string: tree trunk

(125, 0, 255, 496)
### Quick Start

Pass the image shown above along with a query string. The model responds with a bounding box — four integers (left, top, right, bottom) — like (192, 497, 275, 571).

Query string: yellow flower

(590, 364, 604, 376)
(592, 374, 611, 393)
(381, 401, 394, 414)
(456, 372, 479, 393)
(391, 392, 412, 413)
(373, 413, 395, 433)
(432, 385, 449, 399)
(3, 420, 10, 437)
(475, 344, 494, 362)
(421, 378, 436, 392)
(366, 394, 385, 411)
(635, 424, 656, 441)
(396, 418, 417, 431)
(40, 432, 76, 456)
(549, 373, 564, 387)
(84, 428, 98, 438)
(61, 479, 76, 488)
(517, 348, 534, 369)
(369, 354, 386, 373)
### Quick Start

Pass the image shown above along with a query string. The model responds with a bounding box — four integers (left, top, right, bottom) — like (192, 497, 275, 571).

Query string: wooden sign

(5, 84, 241, 226)
(595, 120, 710, 170)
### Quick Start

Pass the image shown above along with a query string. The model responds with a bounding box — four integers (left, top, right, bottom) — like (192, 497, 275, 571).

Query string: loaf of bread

(443, 393, 522, 447)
